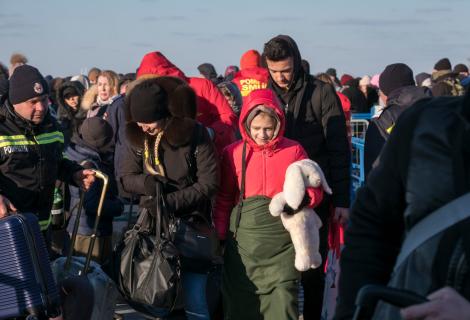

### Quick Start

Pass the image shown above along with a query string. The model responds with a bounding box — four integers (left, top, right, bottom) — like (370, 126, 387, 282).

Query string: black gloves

(283, 193, 311, 215)
(143, 175, 158, 196)
(143, 175, 169, 196)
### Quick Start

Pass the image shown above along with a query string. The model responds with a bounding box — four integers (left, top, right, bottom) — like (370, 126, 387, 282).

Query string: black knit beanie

(79, 117, 114, 152)
(454, 63, 469, 74)
(127, 82, 170, 123)
(434, 58, 452, 71)
(8, 65, 49, 104)
(379, 63, 415, 96)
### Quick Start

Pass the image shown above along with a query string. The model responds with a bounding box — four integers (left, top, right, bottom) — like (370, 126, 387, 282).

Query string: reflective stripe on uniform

(386, 124, 395, 134)
(35, 131, 64, 144)
(0, 131, 64, 231)
(0, 135, 35, 148)
(0, 131, 64, 148)
(39, 214, 52, 231)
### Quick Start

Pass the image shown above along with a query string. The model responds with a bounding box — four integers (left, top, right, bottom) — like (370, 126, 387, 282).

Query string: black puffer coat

(336, 94, 470, 319)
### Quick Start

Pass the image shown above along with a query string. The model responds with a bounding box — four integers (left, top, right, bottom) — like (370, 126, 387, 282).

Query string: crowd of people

(0, 34, 469, 320)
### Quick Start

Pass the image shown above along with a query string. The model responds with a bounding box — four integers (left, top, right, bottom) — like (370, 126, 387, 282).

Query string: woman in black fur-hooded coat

(118, 75, 220, 318)
(119, 75, 219, 215)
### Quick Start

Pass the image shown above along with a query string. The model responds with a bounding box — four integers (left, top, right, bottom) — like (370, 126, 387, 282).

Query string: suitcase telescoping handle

(352, 284, 428, 320)
(64, 169, 109, 275)
(65, 191, 85, 271)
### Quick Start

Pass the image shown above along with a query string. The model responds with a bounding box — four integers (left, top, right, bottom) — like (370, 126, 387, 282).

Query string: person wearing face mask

(214, 89, 324, 320)
(119, 75, 220, 320)
(56, 80, 87, 146)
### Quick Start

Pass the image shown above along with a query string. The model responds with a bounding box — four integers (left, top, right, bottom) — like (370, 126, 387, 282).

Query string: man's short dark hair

(263, 37, 293, 61)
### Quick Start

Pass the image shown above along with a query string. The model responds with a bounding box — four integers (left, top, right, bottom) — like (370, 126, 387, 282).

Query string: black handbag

(115, 183, 183, 317)
(171, 123, 223, 268)
(173, 212, 223, 266)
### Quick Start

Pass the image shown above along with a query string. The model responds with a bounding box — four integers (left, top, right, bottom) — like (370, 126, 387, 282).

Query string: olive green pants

(223, 196, 299, 320)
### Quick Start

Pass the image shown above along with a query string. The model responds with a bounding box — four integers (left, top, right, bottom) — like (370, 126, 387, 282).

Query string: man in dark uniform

(0, 65, 95, 228)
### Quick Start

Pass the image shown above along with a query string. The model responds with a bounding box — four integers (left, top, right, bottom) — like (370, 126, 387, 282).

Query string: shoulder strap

(187, 123, 202, 183)
(233, 142, 247, 238)
(372, 112, 393, 141)
(394, 192, 470, 271)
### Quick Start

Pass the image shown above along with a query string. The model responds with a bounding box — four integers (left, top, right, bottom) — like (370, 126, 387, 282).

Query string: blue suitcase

(0, 213, 61, 319)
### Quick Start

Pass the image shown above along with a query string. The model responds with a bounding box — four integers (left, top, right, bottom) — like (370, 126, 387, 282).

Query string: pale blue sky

(1, 0, 469, 78)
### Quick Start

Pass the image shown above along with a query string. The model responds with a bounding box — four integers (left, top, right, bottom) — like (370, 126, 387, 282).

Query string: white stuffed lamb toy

(269, 159, 332, 271)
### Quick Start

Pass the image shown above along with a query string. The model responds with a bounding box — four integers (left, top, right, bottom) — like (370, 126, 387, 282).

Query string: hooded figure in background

(65, 117, 123, 266)
(56, 80, 87, 146)
(231, 49, 269, 101)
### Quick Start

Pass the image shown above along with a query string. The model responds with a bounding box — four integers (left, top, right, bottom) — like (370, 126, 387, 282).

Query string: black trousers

(301, 198, 330, 320)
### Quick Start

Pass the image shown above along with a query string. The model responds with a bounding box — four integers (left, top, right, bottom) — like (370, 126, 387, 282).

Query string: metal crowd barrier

(350, 116, 370, 201)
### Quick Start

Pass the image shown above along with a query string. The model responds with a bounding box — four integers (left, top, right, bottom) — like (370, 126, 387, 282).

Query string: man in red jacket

(232, 49, 269, 102)
(136, 51, 237, 155)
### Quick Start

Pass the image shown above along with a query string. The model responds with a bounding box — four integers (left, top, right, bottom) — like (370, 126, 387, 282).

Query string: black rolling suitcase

(51, 170, 118, 320)
(0, 213, 61, 319)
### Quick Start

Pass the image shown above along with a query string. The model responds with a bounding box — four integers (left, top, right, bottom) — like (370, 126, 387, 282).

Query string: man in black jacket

(263, 35, 351, 319)
(0, 65, 95, 226)
(335, 89, 470, 319)
(364, 63, 431, 178)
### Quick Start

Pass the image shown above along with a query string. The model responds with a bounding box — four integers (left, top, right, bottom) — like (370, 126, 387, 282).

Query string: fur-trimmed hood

(81, 84, 98, 111)
(432, 69, 458, 82)
(124, 75, 197, 148)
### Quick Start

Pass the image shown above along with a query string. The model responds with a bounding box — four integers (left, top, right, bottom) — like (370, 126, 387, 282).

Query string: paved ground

(115, 304, 186, 319)
(111, 209, 306, 320)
